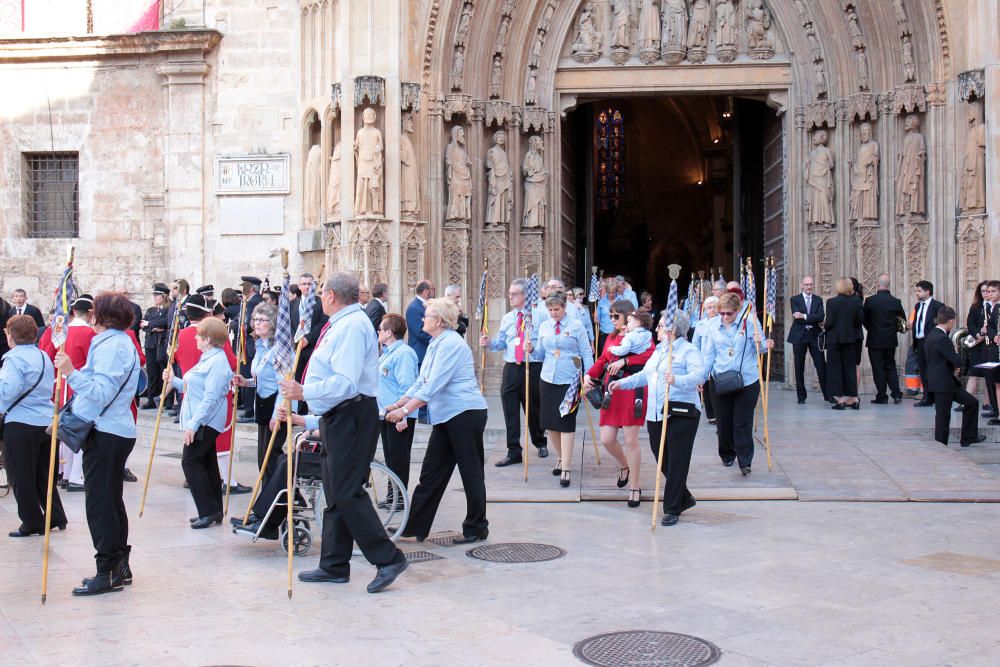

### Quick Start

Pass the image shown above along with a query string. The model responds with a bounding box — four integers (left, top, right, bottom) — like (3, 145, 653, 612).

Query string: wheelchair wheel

(279, 521, 312, 556)
(364, 461, 410, 542)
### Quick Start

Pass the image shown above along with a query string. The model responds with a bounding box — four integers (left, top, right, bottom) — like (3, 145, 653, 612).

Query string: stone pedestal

(895, 216, 929, 295)
(956, 213, 988, 299)
(348, 216, 391, 287)
(400, 218, 428, 297)
(808, 227, 837, 296)
(519, 228, 545, 276)
(442, 220, 470, 291)
(851, 221, 882, 297)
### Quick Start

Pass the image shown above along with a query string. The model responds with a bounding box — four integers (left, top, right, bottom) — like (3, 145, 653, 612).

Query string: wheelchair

(234, 430, 410, 557)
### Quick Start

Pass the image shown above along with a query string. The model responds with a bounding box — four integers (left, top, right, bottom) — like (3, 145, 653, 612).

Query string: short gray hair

(546, 278, 565, 289)
(615, 275, 626, 283)
(713, 280, 726, 291)
(661, 309, 691, 338)
(252, 302, 278, 341)
(704, 296, 719, 307)
(510, 279, 527, 293)
(445, 284, 462, 298)
(544, 293, 567, 309)
(324, 272, 360, 305)
(425, 297, 459, 330)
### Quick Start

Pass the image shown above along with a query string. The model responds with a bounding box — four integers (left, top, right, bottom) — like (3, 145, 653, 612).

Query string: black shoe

(67, 482, 85, 492)
(915, 400, 934, 407)
(722, 458, 735, 467)
(982, 408, 997, 418)
(367, 559, 408, 593)
(190, 513, 223, 529)
(537, 446, 549, 459)
(707, 418, 717, 425)
(601, 392, 611, 410)
(560, 470, 571, 488)
(616, 467, 630, 489)
(680, 496, 697, 513)
(183, 481, 189, 489)
(123, 468, 137, 482)
(826, 397, 837, 404)
(118, 560, 133, 585)
(740, 465, 751, 476)
(893, 396, 903, 404)
(660, 514, 679, 526)
(954, 404, 966, 413)
(231, 514, 259, 527)
(72, 571, 123, 596)
(453, 530, 489, 544)
(552, 459, 563, 476)
(961, 435, 987, 447)
(627, 489, 641, 508)
(495, 455, 523, 468)
(399, 531, 426, 542)
(224, 483, 252, 495)
(298, 568, 350, 584)
(871, 398, 889, 405)
(59, 479, 68, 489)
(989, 419, 1000, 425)
(237, 416, 255, 424)
(850, 402, 860, 411)
(9, 528, 42, 538)
(140, 402, 157, 410)
(832, 403, 846, 411)
(797, 398, 806, 405)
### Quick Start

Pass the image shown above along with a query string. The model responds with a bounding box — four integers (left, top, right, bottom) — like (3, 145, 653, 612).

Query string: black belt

(321, 394, 373, 419)
(506, 360, 541, 367)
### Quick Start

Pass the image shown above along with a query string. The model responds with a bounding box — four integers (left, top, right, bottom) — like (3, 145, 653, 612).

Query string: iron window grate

(24, 152, 79, 239)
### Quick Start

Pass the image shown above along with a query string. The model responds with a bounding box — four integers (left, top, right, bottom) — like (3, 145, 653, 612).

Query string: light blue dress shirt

(621, 288, 639, 308)
(378, 339, 419, 414)
(571, 302, 595, 342)
(301, 304, 378, 416)
(616, 338, 703, 422)
(170, 347, 231, 433)
(0, 344, 54, 427)
(596, 297, 615, 335)
(404, 329, 487, 425)
(691, 315, 720, 353)
(66, 329, 140, 439)
(487, 306, 546, 363)
(609, 328, 652, 356)
(701, 316, 764, 385)
(251, 337, 279, 399)
(538, 315, 594, 385)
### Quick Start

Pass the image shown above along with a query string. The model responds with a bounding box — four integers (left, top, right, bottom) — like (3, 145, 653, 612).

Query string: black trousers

(182, 426, 222, 518)
(318, 397, 402, 576)
(646, 409, 700, 515)
(254, 392, 283, 485)
(250, 453, 305, 534)
(82, 430, 135, 573)
(868, 347, 902, 400)
(826, 343, 858, 398)
(712, 380, 760, 467)
(144, 348, 163, 402)
(702, 377, 716, 420)
(914, 339, 934, 402)
(499, 361, 545, 454)
(933, 388, 978, 445)
(4, 422, 67, 532)
(983, 366, 1000, 411)
(792, 339, 829, 401)
(381, 418, 416, 491)
(406, 409, 488, 539)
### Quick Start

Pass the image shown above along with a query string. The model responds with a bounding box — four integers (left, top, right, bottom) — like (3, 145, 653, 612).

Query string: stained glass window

(596, 107, 624, 211)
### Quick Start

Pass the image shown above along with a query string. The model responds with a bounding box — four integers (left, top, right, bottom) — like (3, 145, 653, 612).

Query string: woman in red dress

(581, 299, 655, 508)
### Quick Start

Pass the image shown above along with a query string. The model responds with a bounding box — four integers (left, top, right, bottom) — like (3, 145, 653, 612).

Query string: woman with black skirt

(963, 281, 989, 408)
(1, 315, 67, 537)
(825, 277, 864, 410)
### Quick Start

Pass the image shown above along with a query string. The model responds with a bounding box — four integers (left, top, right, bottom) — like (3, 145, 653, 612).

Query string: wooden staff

(138, 305, 182, 517)
(285, 343, 302, 599)
(744, 259, 772, 472)
(582, 384, 602, 466)
(523, 270, 531, 483)
(762, 258, 775, 472)
(223, 296, 249, 518)
(650, 338, 674, 532)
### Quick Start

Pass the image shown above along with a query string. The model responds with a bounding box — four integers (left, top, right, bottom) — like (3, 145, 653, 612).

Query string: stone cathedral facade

(0, 0, 997, 384)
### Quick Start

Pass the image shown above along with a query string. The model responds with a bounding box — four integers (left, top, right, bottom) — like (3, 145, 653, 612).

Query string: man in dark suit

(365, 282, 388, 331)
(405, 280, 435, 366)
(925, 307, 985, 446)
(911, 280, 943, 407)
(786, 276, 830, 404)
(863, 273, 907, 404)
(237, 276, 264, 420)
(140, 283, 171, 409)
(290, 272, 328, 382)
(9, 289, 45, 328)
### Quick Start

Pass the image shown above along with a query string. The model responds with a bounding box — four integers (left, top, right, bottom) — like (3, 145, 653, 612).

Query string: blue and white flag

(272, 273, 295, 378)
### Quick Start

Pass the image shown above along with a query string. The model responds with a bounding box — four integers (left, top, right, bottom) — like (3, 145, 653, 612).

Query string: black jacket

(924, 326, 962, 393)
(142, 306, 170, 351)
(289, 296, 328, 380)
(786, 293, 824, 344)
(365, 299, 386, 331)
(911, 298, 943, 345)
(17, 303, 46, 329)
(823, 294, 863, 345)
(863, 290, 906, 349)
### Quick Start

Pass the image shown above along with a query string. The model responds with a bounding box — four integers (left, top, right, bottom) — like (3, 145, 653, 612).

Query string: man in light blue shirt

(617, 275, 639, 309)
(280, 272, 407, 593)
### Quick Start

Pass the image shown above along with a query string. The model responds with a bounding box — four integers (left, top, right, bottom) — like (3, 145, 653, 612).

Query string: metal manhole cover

(426, 535, 460, 547)
(404, 550, 444, 563)
(466, 542, 565, 563)
(573, 631, 720, 667)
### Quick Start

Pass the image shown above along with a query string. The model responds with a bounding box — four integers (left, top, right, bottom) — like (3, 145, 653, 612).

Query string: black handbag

(52, 353, 136, 454)
(0, 350, 47, 440)
(712, 331, 749, 396)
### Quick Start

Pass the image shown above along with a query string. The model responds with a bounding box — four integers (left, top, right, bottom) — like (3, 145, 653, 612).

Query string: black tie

(917, 303, 926, 338)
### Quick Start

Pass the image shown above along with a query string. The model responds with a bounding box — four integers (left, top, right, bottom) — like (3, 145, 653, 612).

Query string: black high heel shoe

(552, 459, 562, 476)
(627, 489, 641, 508)
(560, 470, 571, 488)
(616, 467, 630, 488)
(850, 401, 860, 410)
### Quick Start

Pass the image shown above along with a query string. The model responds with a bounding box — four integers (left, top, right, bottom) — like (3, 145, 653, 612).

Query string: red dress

(586, 332, 655, 427)
(175, 325, 238, 453)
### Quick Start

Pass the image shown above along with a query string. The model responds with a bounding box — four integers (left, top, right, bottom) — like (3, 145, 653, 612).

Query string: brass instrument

(951, 327, 970, 352)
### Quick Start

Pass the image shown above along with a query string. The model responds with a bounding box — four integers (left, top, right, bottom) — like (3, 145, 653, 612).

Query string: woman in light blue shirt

(385, 298, 489, 543)
(55, 293, 140, 596)
(232, 302, 281, 481)
(691, 295, 719, 424)
(612, 310, 703, 525)
(700, 292, 772, 476)
(531, 292, 594, 488)
(165, 317, 232, 529)
(2, 315, 67, 537)
(377, 312, 419, 500)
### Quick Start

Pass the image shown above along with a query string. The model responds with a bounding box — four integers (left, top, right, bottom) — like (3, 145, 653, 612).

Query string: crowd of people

(1, 267, 994, 598)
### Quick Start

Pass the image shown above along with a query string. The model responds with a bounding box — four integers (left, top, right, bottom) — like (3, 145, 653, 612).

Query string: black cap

(184, 294, 213, 319)
(196, 284, 215, 296)
(152, 283, 170, 295)
(212, 300, 225, 316)
(239, 276, 262, 287)
(72, 294, 95, 312)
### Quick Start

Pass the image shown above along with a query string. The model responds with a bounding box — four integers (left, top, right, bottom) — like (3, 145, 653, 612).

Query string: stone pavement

(2, 388, 1000, 665)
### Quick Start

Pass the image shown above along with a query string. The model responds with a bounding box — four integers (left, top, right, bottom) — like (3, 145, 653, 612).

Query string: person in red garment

(173, 294, 249, 495)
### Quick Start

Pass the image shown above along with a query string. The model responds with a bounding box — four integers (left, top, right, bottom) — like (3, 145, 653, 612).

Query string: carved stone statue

(611, 0, 632, 65)
(901, 34, 916, 82)
(814, 61, 828, 98)
(893, 0, 908, 24)
(489, 55, 503, 98)
(450, 46, 465, 91)
(525, 67, 538, 105)
(455, 2, 473, 45)
(687, 0, 710, 62)
(485, 130, 513, 226)
(353, 107, 384, 217)
(571, 2, 601, 64)
(805, 129, 835, 228)
(638, 0, 662, 64)
(960, 104, 987, 213)
(660, 0, 688, 64)
(530, 30, 544, 69)
(847, 8, 863, 50)
(855, 49, 870, 91)
(522, 135, 548, 229)
(494, 16, 511, 54)
(747, 0, 774, 59)
(715, 0, 737, 63)
(805, 22, 821, 60)
(895, 114, 926, 218)
(304, 143, 323, 228)
(326, 141, 341, 220)
(446, 125, 473, 223)
(850, 123, 879, 221)
(400, 113, 420, 217)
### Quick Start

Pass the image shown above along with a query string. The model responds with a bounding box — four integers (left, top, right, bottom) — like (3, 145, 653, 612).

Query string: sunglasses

(719, 311, 736, 316)
(611, 313, 623, 319)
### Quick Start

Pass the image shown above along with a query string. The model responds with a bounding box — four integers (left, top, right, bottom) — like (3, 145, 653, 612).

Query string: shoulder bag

(0, 350, 47, 440)
(51, 351, 137, 453)
(712, 327, 749, 396)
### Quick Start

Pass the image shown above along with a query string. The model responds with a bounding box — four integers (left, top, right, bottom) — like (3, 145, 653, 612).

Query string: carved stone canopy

(401, 82, 421, 112)
(805, 101, 837, 129)
(847, 93, 878, 122)
(485, 100, 512, 127)
(443, 93, 473, 121)
(958, 69, 985, 102)
(515, 106, 549, 134)
(354, 75, 386, 107)
(893, 84, 926, 114)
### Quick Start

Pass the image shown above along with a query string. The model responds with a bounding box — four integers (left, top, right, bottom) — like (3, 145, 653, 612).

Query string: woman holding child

(581, 300, 655, 507)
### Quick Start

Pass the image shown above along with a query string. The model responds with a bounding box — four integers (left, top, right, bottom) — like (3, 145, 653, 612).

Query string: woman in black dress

(825, 278, 864, 410)
(964, 281, 989, 405)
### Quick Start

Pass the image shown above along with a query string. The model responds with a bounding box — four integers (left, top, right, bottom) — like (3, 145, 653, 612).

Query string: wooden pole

(523, 322, 531, 484)
(582, 387, 602, 466)
(40, 365, 64, 604)
(138, 308, 182, 517)
(224, 296, 249, 518)
(285, 338, 307, 598)
(650, 342, 673, 532)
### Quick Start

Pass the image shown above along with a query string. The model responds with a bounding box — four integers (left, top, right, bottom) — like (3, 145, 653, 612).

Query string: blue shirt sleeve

(0, 355, 27, 408)
(189, 354, 231, 432)
(701, 327, 718, 383)
(302, 321, 365, 408)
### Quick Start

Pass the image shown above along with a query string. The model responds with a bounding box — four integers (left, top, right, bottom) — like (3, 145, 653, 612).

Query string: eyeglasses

(719, 311, 736, 316)
(252, 317, 269, 323)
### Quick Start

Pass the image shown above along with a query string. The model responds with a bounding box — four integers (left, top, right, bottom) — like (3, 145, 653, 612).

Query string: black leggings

(3, 422, 67, 532)
(83, 430, 135, 573)
(182, 426, 222, 518)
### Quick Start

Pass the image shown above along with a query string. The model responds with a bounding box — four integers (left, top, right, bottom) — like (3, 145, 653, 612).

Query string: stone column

(956, 71, 988, 312)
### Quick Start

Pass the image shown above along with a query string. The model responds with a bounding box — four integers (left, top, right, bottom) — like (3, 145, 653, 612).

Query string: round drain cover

(466, 542, 565, 563)
(573, 631, 721, 667)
